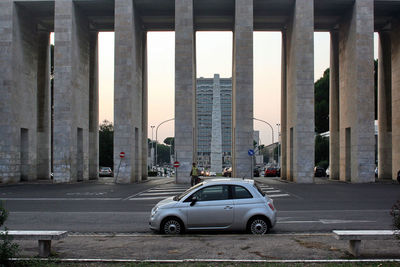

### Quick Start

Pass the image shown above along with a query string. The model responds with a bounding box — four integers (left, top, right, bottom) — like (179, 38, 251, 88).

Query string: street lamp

(155, 118, 174, 167)
(253, 118, 274, 144)
(276, 123, 281, 167)
(150, 125, 155, 168)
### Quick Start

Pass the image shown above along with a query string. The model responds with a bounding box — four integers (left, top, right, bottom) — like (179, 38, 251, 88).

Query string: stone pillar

(232, 0, 253, 178)
(280, 31, 287, 180)
(142, 33, 148, 180)
(54, 0, 90, 182)
(175, 0, 196, 183)
(114, 0, 145, 183)
(89, 32, 99, 180)
(392, 18, 400, 181)
(0, 1, 41, 182)
(210, 74, 223, 173)
(377, 31, 392, 180)
(329, 31, 340, 180)
(36, 32, 51, 180)
(286, 0, 314, 183)
(338, 0, 375, 183)
(0, 1, 18, 183)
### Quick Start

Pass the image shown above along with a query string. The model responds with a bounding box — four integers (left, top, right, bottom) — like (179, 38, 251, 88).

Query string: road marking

(268, 194, 290, 198)
(140, 192, 180, 196)
(265, 190, 281, 193)
(129, 197, 167, 201)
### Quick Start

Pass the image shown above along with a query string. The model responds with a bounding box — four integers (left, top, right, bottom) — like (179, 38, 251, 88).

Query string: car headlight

(151, 207, 159, 216)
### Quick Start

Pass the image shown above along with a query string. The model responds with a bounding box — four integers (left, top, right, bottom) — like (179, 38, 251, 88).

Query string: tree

(0, 202, 19, 263)
(315, 68, 330, 134)
(99, 120, 113, 169)
(315, 135, 329, 169)
(156, 143, 171, 165)
(163, 137, 174, 155)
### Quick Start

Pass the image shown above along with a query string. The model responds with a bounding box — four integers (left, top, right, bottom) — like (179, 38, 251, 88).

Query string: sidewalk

(13, 233, 400, 261)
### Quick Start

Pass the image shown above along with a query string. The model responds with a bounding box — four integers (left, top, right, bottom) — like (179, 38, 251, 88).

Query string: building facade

(197, 75, 232, 170)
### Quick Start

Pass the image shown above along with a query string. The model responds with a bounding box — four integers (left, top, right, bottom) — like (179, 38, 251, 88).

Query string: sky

(97, 32, 379, 147)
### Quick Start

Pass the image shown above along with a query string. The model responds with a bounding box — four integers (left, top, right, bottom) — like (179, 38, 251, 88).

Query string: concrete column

(114, 0, 145, 183)
(0, 1, 19, 183)
(280, 31, 287, 180)
(392, 18, 400, 181)
(338, 0, 375, 183)
(329, 31, 340, 180)
(89, 32, 99, 180)
(232, 0, 253, 178)
(286, 0, 314, 183)
(54, 0, 90, 182)
(175, 0, 196, 183)
(378, 31, 392, 180)
(0, 2, 42, 182)
(142, 33, 148, 180)
(36, 32, 51, 180)
(210, 74, 223, 173)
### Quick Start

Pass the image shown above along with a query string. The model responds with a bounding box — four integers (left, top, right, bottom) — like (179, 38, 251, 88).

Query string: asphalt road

(1, 177, 399, 234)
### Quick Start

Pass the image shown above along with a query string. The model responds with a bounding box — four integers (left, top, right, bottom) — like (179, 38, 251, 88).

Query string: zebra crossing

(128, 183, 290, 201)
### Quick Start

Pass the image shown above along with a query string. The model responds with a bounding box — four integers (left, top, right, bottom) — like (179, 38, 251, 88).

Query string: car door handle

(224, 206, 233, 210)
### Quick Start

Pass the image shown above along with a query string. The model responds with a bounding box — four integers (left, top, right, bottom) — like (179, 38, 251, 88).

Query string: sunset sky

(97, 32, 379, 147)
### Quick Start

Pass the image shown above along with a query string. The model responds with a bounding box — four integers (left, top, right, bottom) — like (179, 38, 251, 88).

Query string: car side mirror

(190, 196, 198, 206)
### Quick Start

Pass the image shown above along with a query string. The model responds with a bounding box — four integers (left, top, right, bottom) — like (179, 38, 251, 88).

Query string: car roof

(202, 178, 255, 186)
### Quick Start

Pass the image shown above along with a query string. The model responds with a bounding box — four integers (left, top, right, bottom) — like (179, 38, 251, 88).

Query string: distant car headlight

(151, 207, 159, 216)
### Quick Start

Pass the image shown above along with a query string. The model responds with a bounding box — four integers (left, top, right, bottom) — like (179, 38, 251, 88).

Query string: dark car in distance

(314, 166, 326, 177)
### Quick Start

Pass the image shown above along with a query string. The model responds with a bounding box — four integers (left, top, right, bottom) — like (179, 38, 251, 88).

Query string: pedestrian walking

(190, 162, 199, 186)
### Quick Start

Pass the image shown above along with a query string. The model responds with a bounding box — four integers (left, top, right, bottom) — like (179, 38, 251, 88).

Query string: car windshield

(254, 182, 265, 196)
(173, 182, 204, 201)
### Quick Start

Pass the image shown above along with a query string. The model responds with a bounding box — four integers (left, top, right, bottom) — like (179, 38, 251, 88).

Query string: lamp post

(276, 123, 281, 167)
(155, 118, 174, 167)
(253, 118, 274, 144)
(150, 125, 155, 168)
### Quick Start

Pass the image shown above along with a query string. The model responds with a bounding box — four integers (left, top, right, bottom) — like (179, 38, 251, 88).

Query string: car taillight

(268, 202, 275, 211)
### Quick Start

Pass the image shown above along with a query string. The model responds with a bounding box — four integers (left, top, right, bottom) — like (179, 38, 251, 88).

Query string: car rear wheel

(248, 217, 269, 235)
(162, 218, 183, 234)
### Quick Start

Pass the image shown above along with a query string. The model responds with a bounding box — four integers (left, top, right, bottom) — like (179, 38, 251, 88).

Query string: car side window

(188, 185, 229, 202)
(233, 185, 253, 199)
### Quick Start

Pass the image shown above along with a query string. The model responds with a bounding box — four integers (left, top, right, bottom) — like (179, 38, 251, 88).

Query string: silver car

(149, 178, 277, 234)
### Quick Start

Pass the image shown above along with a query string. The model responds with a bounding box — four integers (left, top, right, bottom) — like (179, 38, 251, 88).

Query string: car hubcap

(164, 220, 181, 234)
(251, 219, 267, 235)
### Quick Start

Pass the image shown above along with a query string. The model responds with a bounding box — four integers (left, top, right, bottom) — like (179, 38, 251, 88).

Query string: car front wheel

(248, 217, 269, 235)
(162, 218, 183, 234)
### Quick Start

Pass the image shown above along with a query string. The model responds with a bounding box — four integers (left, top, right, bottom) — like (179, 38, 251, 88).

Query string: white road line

(147, 189, 186, 192)
(268, 194, 290, 198)
(140, 192, 178, 196)
(265, 190, 281, 193)
(278, 219, 376, 224)
(129, 197, 167, 201)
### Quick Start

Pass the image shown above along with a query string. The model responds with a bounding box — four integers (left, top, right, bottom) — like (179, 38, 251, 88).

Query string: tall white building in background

(197, 75, 232, 170)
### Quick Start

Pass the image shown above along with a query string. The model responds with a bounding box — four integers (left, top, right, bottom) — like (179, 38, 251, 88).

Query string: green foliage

(391, 200, 400, 239)
(0, 202, 19, 265)
(315, 135, 329, 168)
(314, 68, 329, 134)
(156, 143, 172, 165)
(99, 120, 114, 169)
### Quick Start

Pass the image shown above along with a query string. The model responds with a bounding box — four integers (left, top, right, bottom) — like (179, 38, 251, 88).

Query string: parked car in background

(253, 168, 260, 177)
(99, 167, 113, 177)
(223, 167, 232, 177)
(276, 167, 281, 177)
(265, 167, 278, 177)
(149, 178, 277, 235)
(326, 166, 330, 177)
(314, 166, 326, 177)
(209, 171, 216, 177)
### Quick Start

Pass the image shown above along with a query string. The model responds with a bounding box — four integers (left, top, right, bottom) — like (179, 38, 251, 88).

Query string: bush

(148, 171, 158, 177)
(0, 202, 19, 265)
(390, 200, 400, 240)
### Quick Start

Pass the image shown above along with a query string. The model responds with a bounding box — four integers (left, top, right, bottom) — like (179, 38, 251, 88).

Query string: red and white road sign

(173, 161, 180, 168)
(119, 152, 125, 158)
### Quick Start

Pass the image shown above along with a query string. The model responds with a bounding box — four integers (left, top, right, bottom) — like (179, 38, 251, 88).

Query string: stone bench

(0, 230, 68, 257)
(333, 230, 399, 257)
